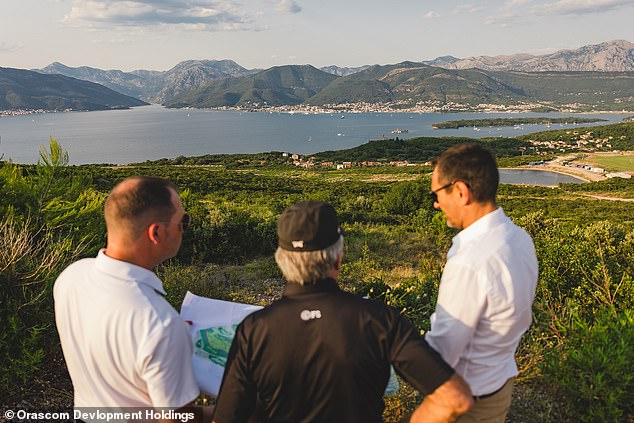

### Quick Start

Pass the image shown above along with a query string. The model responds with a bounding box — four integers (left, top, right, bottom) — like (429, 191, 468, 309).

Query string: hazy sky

(1, 0, 633, 72)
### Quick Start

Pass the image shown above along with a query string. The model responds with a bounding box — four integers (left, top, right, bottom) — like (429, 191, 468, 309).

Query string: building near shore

(606, 172, 632, 179)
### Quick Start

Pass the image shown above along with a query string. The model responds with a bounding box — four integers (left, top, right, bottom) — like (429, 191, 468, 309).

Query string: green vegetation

(589, 154, 634, 172)
(0, 68, 147, 111)
(166, 61, 634, 110)
(490, 71, 634, 111)
(313, 136, 532, 163)
(432, 117, 606, 129)
(167, 65, 337, 108)
(520, 121, 634, 152)
(2, 137, 633, 422)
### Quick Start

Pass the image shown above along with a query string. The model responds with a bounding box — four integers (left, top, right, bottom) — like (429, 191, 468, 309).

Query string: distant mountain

(306, 61, 530, 105)
(164, 60, 634, 110)
(150, 60, 256, 103)
(0, 67, 147, 111)
(443, 40, 634, 72)
(422, 56, 461, 67)
(37, 62, 148, 99)
(36, 59, 254, 103)
(320, 65, 371, 77)
(31, 40, 634, 110)
(166, 65, 338, 108)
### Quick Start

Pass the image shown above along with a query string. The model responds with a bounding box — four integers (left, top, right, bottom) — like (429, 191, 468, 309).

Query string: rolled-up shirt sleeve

(425, 260, 486, 367)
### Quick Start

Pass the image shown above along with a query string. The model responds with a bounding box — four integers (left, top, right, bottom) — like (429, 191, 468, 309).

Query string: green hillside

(309, 64, 529, 105)
(0, 67, 148, 111)
(166, 65, 337, 107)
(491, 71, 634, 110)
(166, 61, 634, 110)
(313, 137, 531, 163)
(519, 121, 634, 151)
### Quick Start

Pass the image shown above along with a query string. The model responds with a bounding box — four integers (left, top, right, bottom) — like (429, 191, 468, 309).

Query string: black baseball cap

(278, 201, 342, 251)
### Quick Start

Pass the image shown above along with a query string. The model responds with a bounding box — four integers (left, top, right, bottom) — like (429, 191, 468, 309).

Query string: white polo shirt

(425, 208, 538, 396)
(54, 249, 199, 408)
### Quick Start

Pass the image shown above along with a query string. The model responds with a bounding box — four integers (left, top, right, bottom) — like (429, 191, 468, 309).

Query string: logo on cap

(300, 310, 322, 321)
(292, 240, 304, 249)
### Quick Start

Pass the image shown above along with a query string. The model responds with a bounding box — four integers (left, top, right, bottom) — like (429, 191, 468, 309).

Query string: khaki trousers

(457, 378, 515, 423)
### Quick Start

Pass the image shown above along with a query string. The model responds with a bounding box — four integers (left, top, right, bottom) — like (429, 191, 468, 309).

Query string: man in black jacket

(214, 201, 472, 423)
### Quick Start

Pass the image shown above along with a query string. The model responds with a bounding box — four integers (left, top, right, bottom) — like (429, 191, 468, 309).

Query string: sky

(1, 0, 633, 72)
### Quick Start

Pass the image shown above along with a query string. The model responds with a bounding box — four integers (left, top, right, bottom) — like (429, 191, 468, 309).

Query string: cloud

(535, 0, 633, 16)
(451, 4, 484, 14)
(63, 0, 255, 31)
(275, 0, 301, 14)
(0, 42, 21, 53)
(486, 0, 633, 26)
(423, 11, 440, 19)
(503, 0, 533, 9)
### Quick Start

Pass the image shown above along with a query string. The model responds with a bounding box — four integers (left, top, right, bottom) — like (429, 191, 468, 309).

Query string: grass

(588, 153, 634, 172)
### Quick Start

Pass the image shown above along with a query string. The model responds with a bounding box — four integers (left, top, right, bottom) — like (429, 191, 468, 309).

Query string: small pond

(499, 169, 586, 186)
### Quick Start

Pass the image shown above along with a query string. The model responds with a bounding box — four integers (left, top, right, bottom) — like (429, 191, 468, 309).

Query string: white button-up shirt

(54, 249, 199, 410)
(425, 208, 538, 396)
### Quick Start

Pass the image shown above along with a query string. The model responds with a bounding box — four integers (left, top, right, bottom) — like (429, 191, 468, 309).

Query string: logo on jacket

(300, 310, 322, 321)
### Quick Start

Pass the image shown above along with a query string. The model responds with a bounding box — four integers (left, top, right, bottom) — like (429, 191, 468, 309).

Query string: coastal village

(282, 125, 634, 181)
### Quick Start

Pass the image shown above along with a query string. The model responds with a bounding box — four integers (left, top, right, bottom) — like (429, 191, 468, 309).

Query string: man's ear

(335, 251, 343, 270)
(147, 223, 161, 245)
(454, 181, 472, 205)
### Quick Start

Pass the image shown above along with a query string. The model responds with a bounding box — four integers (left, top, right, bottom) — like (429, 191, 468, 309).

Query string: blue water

(499, 169, 586, 186)
(0, 105, 629, 165)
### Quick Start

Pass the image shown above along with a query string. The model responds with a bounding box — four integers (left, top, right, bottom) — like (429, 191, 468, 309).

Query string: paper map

(180, 291, 399, 396)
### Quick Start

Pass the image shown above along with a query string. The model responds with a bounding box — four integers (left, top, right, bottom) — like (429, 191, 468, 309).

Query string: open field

(587, 152, 634, 172)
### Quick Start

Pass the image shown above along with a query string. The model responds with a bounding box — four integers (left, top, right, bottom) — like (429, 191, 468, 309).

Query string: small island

(432, 117, 607, 129)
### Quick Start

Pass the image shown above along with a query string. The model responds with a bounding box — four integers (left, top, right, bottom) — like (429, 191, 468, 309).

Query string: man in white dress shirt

(54, 176, 199, 419)
(425, 143, 538, 423)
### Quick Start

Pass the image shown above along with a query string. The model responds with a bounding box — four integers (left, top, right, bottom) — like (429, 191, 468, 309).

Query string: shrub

(542, 306, 634, 422)
(0, 140, 96, 394)
(0, 216, 83, 391)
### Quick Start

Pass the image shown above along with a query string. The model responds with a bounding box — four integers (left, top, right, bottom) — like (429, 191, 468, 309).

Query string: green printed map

(194, 325, 238, 367)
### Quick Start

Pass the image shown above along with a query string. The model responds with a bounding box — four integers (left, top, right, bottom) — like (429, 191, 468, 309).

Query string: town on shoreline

(4, 101, 634, 117)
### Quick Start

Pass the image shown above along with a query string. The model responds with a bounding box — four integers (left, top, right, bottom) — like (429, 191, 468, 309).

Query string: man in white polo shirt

(54, 176, 199, 415)
(425, 144, 538, 423)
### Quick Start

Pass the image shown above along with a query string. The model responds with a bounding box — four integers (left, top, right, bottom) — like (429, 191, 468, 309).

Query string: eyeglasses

(180, 213, 191, 232)
(429, 181, 456, 203)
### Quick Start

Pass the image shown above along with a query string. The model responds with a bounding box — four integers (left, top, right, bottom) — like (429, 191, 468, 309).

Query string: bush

(354, 276, 437, 330)
(381, 179, 428, 216)
(0, 216, 83, 392)
(179, 196, 278, 264)
(0, 140, 96, 394)
(542, 306, 634, 422)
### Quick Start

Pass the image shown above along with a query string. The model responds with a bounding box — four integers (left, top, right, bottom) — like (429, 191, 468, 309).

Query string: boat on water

(391, 129, 408, 134)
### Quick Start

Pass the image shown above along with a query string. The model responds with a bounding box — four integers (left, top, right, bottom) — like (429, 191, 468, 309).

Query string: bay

(499, 169, 586, 186)
(0, 105, 629, 165)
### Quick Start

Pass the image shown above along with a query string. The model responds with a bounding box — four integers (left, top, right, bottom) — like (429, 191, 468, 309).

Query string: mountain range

(0, 67, 147, 111)
(3, 39, 630, 112)
(442, 40, 634, 72)
(164, 61, 634, 110)
(37, 60, 256, 103)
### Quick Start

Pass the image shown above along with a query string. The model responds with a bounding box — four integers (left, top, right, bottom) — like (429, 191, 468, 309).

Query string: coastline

(5, 103, 633, 117)
(502, 165, 603, 182)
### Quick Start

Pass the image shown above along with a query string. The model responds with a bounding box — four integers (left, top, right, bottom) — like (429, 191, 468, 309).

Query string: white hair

(274, 236, 344, 285)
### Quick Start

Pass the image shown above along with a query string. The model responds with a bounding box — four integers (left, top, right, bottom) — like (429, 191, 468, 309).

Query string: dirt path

(578, 193, 634, 202)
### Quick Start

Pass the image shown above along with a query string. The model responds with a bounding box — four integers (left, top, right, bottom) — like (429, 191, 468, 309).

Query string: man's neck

(461, 202, 498, 229)
(104, 243, 157, 271)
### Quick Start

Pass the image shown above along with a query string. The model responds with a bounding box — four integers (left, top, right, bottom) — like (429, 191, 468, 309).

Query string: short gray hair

(274, 236, 344, 285)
